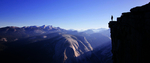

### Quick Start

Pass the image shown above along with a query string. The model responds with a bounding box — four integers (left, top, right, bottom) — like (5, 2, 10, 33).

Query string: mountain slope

(0, 33, 93, 63)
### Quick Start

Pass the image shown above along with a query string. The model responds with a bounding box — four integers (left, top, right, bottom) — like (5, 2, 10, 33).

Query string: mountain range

(0, 25, 112, 63)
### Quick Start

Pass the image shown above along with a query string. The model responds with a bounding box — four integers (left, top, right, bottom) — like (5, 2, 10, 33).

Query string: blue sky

(0, 0, 149, 30)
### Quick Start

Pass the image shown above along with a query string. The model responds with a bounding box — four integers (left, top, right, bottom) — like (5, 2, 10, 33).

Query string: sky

(0, 0, 149, 30)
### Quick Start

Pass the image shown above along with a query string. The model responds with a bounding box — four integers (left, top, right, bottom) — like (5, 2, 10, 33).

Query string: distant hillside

(0, 33, 93, 63)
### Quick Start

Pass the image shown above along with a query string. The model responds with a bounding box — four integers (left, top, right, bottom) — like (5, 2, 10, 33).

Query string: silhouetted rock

(109, 2, 150, 63)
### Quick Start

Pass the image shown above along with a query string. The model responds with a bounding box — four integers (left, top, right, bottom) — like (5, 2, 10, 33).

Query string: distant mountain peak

(40, 25, 53, 29)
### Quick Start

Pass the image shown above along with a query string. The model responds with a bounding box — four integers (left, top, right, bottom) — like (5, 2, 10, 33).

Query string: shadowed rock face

(52, 34, 93, 63)
(109, 2, 150, 63)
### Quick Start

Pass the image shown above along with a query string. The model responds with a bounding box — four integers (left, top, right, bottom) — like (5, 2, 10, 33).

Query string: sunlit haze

(0, 0, 149, 30)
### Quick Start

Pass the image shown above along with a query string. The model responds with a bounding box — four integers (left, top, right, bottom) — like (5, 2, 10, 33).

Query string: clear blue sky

(0, 0, 149, 30)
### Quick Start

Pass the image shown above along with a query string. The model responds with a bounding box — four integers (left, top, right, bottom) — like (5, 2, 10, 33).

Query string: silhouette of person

(111, 15, 113, 21)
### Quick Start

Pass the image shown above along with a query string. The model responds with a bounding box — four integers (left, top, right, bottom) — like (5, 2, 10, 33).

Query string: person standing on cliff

(111, 15, 113, 21)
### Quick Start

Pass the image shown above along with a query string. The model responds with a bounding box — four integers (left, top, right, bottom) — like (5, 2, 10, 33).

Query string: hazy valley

(0, 25, 112, 63)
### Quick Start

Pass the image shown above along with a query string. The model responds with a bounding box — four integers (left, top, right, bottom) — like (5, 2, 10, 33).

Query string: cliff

(109, 2, 150, 63)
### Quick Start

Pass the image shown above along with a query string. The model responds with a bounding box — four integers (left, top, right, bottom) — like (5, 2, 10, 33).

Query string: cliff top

(130, 2, 150, 12)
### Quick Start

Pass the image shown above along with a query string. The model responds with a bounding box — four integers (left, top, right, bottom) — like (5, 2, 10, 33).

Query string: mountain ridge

(0, 25, 112, 63)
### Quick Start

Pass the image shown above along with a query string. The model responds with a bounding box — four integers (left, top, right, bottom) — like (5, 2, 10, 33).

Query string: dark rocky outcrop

(109, 2, 150, 63)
